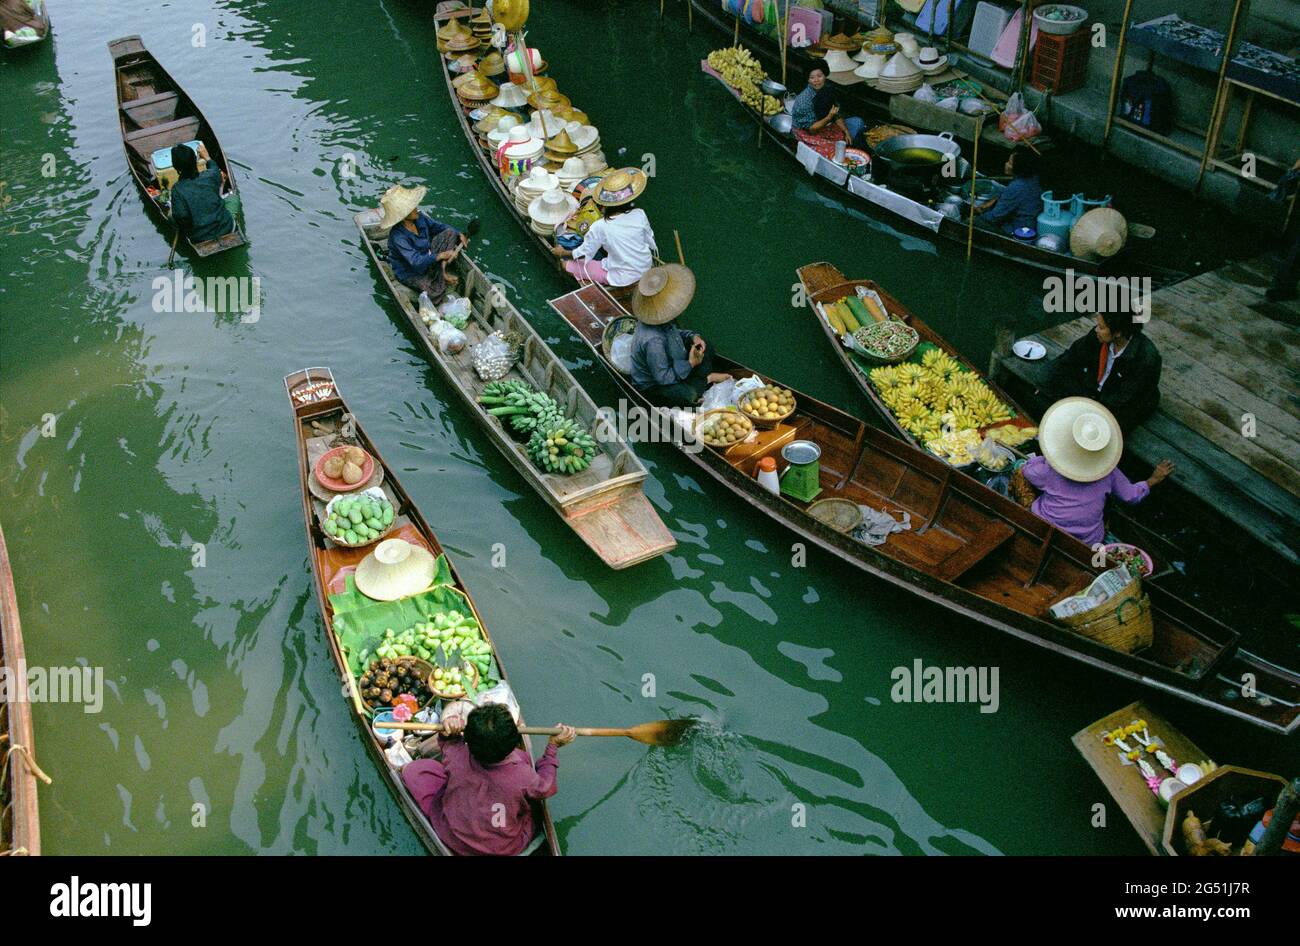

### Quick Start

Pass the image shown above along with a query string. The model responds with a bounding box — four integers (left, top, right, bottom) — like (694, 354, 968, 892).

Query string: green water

(1, 0, 1290, 856)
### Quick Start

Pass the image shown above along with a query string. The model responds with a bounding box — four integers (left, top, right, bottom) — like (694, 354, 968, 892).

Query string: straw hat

(378, 184, 426, 230)
(880, 52, 921, 78)
(631, 265, 696, 325)
(1038, 398, 1123, 483)
(822, 33, 858, 51)
(557, 157, 587, 189)
(487, 114, 521, 149)
(855, 53, 887, 79)
(916, 47, 949, 74)
(592, 167, 647, 207)
(1070, 208, 1129, 260)
(354, 539, 438, 601)
(519, 165, 560, 192)
(437, 18, 470, 41)
(479, 51, 506, 77)
(823, 49, 858, 74)
(866, 26, 896, 54)
(581, 150, 608, 174)
(450, 53, 479, 74)
(445, 33, 481, 53)
(529, 187, 578, 226)
(545, 129, 580, 157)
(554, 106, 589, 125)
(566, 122, 600, 152)
(491, 83, 530, 108)
(456, 72, 499, 102)
(894, 32, 920, 58)
(527, 87, 571, 113)
(520, 75, 556, 95)
(473, 105, 510, 133)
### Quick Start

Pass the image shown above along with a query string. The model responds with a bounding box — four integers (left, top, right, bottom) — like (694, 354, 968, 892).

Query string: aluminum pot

(767, 113, 794, 136)
(870, 131, 962, 191)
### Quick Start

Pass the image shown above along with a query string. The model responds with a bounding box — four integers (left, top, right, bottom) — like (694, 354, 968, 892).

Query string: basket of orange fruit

(738, 385, 796, 430)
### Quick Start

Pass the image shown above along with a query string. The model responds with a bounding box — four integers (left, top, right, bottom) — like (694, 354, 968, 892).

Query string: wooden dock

(991, 254, 1300, 567)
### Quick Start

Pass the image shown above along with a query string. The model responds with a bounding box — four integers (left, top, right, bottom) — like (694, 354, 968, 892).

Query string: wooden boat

(549, 282, 1300, 734)
(1, 0, 49, 48)
(0, 523, 41, 855)
(701, 60, 1106, 277)
(286, 367, 560, 856)
(109, 36, 246, 257)
(1073, 701, 1289, 855)
(353, 206, 675, 569)
(432, 4, 636, 302)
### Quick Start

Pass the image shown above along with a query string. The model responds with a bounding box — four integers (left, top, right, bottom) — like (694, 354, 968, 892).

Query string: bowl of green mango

(322, 488, 396, 548)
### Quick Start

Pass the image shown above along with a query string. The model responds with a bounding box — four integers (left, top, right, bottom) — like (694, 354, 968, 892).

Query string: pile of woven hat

(455, 68, 499, 106)
(528, 187, 579, 237)
(514, 165, 559, 215)
(437, 17, 480, 55)
(851, 27, 948, 88)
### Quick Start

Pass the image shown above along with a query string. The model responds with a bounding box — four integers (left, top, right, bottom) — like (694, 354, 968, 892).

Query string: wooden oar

(166, 229, 180, 268)
(375, 718, 695, 747)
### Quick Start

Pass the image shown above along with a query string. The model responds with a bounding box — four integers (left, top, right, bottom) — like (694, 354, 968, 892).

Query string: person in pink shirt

(1021, 397, 1173, 546)
(401, 702, 576, 856)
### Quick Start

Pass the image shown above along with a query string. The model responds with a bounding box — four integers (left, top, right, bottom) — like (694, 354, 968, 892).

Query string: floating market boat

(109, 35, 246, 257)
(701, 59, 1107, 276)
(0, 522, 42, 855)
(1, 0, 49, 48)
(549, 282, 1300, 735)
(285, 367, 561, 856)
(1073, 701, 1291, 855)
(353, 206, 676, 569)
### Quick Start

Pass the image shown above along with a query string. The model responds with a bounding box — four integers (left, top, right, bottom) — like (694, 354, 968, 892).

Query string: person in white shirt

(551, 167, 656, 287)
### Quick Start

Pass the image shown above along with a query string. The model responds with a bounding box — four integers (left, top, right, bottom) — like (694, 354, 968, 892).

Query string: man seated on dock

(628, 264, 730, 408)
(401, 702, 575, 856)
(975, 147, 1042, 235)
(790, 63, 864, 155)
(550, 167, 655, 287)
(1043, 308, 1161, 434)
(381, 184, 474, 304)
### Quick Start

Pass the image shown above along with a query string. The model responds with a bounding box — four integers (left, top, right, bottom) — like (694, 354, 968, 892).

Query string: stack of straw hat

(500, 125, 544, 179)
(875, 52, 922, 93)
(487, 114, 521, 151)
(528, 187, 578, 236)
(543, 128, 580, 169)
(527, 86, 571, 114)
(473, 105, 510, 135)
(491, 83, 530, 108)
(436, 17, 473, 53)
(456, 70, 499, 104)
(479, 51, 506, 78)
(443, 21, 480, 55)
(514, 165, 560, 214)
(556, 157, 587, 191)
(469, 11, 493, 40)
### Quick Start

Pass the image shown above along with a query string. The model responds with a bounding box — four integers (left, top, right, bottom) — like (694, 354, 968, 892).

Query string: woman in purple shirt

(1022, 398, 1173, 546)
(401, 702, 575, 856)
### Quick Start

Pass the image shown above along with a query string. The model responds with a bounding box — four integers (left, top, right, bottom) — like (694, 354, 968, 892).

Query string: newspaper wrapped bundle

(1049, 566, 1152, 654)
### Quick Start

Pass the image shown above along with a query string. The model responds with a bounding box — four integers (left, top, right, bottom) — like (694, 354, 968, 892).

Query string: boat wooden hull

(285, 367, 560, 856)
(0, 523, 41, 855)
(109, 36, 246, 258)
(1, 0, 50, 48)
(1072, 702, 1288, 855)
(548, 283, 1300, 734)
(701, 61, 1104, 277)
(353, 208, 674, 568)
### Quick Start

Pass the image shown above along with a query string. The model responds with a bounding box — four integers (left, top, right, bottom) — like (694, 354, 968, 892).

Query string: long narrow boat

(353, 206, 675, 568)
(286, 367, 560, 856)
(701, 59, 1107, 277)
(109, 36, 246, 257)
(0, 523, 41, 855)
(1073, 701, 1290, 855)
(549, 282, 1300, 734)
(1, 0, 50, 48)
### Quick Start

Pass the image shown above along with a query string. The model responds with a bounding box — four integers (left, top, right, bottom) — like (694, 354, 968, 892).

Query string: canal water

(1, 0, 1290, 855)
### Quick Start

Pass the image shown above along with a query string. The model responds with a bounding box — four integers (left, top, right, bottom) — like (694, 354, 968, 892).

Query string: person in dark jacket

(1044, 308, 1161, 433)
(379, 184, 476, 304)
(169, 142, 235, 244)
(977, 147, 1043, 235)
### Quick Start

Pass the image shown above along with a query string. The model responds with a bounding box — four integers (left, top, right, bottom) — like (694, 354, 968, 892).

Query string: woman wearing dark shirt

(380, 184, 475, 303)
(169, 143, 235, 244)
(977, 147, 1043, 234)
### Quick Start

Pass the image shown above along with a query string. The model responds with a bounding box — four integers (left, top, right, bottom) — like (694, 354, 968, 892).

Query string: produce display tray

(1128, 14, 1300, 104)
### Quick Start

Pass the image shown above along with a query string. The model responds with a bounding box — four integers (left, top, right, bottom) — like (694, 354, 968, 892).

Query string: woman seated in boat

(975, 147, 1042, 235)
(381, 184, 475, 304)
(789, 62, 865, 156)
(401, 701, 576, 856)
(1044, 308, 1162, 433)
(628, 264, 730, 408)
(550, 168, 655, 287)
(1021, 397, 1173, 547)
(168, 142, 237, 245)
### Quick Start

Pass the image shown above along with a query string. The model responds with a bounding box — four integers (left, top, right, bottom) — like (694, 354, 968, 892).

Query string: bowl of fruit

(428, 659, 480, 701)
(697, 408, 755, 449)
(738, 385, 797, 430)
(315, 444, 374, 492)
(850, 321, 919, 365)
(323, 489, 396, 547)
(358, 656, 436, 712)
(1103, 542, 1154, 579)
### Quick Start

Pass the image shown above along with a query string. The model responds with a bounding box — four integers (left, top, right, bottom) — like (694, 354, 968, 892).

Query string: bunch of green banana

(477, 380, 565, 433)
(527, 418, 597, 475)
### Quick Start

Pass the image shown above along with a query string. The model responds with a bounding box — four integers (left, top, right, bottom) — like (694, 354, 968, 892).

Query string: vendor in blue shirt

(628, 265, 730, 408)
(379, 184, 477, 303)
(976, 148, 1042, 235)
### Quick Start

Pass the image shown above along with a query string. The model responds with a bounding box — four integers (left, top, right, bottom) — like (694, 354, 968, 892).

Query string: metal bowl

(782, 440, 821, 465)
(760, 78, 787, 96)
(767, 113, 793, 135)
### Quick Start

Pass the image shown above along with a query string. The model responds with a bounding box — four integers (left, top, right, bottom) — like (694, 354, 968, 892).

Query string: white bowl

(1013, 338, 1046, 361)
(1034, 5, 1088, 35)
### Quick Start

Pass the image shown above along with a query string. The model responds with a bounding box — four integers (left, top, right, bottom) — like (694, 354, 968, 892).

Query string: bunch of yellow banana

(708, 47, 779, 114)
(869, 359, 1016, 450)
(925, 426, 982, 466)
(986, 424, 1038, 448)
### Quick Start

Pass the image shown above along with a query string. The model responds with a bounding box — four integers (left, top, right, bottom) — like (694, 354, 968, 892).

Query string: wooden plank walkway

(992, 254, 1300, 567)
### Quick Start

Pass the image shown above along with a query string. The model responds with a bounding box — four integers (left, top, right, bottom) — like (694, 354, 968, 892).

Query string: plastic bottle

(756, 456, 780, 496)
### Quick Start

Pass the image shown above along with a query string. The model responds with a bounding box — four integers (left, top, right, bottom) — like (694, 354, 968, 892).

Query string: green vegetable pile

(477, 379, 598, 475)
(355, 609, 498, 699)
(325, 494, 394, 545)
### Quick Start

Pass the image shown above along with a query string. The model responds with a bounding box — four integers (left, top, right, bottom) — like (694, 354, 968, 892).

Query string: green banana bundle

(478, 380, 564, 433)
(527, 418, 597, 475)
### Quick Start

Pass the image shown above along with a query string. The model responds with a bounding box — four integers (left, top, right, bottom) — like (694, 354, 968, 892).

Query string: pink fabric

(794, 123, 847, 160)
(564, 257, 610, 284)
(991, 9, 1038, 68)
(401, 738, 558, 856)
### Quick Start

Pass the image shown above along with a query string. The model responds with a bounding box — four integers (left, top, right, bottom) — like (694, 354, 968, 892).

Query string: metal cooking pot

(870, 131, 963, 192)
(761, 78, 787, 97)
(767, 113, 793, 136)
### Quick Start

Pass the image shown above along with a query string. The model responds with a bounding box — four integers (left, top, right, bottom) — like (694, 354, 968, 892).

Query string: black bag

(1118, 69, 1174, 135)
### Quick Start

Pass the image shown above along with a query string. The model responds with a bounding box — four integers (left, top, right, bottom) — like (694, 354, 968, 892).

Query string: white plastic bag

(1000, 92, 1041, 141)
(610, 333, 635, 374)
(914, 83, 937, 103)
(471, 333, 513, 380)
(960, 97, 992, 116)
(418, 291, 437, 323)
(438, 293, 471, 329)
(936, 96, 960, 111)
(428, 318, 467, 355)
(699, 378, 738, 412)
(733, 375, 766, 399)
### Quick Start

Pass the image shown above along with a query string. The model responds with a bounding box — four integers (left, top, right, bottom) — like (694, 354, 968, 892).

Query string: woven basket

(1058, 579, 1152, 654)
(808, 498, 864, 533)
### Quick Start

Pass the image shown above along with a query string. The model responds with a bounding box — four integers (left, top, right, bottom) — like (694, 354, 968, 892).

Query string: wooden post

(1195, 0, 1247, 189)
(734, 14, 740, 46)
(660, 0, 664, 18)
(1253, 777, 1300, 856)
(966, 114, 984, 262)
(780, 2, 789, 86)
(674, 229, 686, 266)
(688, 0, 693, 32)
(1103, 0, 1137, 146)
(1012, 0, 1033, 90)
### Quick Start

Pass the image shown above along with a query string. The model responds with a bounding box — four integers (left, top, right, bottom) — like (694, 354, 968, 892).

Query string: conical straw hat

(491, 83, 530, 108)
(1070, 208, 1129, 260)
(823, 33, 858, 51)
(479, 52, 506, 77)
(824, 49, 858, 73)
(545, 129, 580, 156)
(354, 539, 438, 601)
(378, 184, 427, 230)
(457, 73, 499, 102)
(437, 17, 471, 41)
(631, 264, 696, 325)
(1038, 398, 1123, 483)
(445, 32, 481, 52)
(554, 105, 589, 125)
(473, 105, 510, 133)
(527, 87, 571, 113)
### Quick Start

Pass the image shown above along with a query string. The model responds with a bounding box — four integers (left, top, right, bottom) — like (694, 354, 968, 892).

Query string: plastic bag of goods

(475, 681, 521, 724)
(914, 83, 938, 103)
(1003, 108, 1042, 141)
(699, 378, 738, 413)
(610, 333, 635, 374)
(438, 293, 472, 329)
(471, 333, 514, 381)
(936, 96, 960, 111)
(418, 291, 438, 325)
(428, 318, 468, 355)
(733, 375, 766, 399)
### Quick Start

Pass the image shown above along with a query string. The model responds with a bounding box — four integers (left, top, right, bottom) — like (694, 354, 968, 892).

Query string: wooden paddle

(375, 718, 695, 747)
(166, 229, 180, 268)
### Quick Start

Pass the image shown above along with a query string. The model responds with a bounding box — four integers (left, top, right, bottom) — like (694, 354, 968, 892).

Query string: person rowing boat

(627, 264, 730, 407)
(401, 702, 576, 856)
(550, 167, 656, 287)
(381, 184, 477, 304)
(168, 142, 238, 245)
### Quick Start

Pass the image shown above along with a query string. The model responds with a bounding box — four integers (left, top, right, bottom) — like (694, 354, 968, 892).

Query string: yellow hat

(354, 539, 437, 601)
(632, 265, 696, 325)
(378, 184, 427, 230)
(592, 167, 647, 207)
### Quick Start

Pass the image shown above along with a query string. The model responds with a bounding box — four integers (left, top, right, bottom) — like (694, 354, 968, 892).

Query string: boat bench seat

(933, 521, 1014, 583)
(123, 116, 201, 162)
(120, 90, 179, 129)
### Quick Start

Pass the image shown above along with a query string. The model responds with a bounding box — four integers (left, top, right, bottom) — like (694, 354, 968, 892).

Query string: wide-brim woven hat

(457, 73, 499, 102)
(354, 539, 438, 601)
(529, 187, 579, 225)
(473, 105, 510, 134)
(487, 115, 521, 148)
(491, 83, 530, 108)
(566, 122, 600, 152)
(437, 18, 470, 41)
(527, 87, 571, 113)
(1039, 397, 1124, 483)
(592, 167, 647, 207)
(823, 32, 858, 51)
(855, 54, 886, 79)
(554, 106, 589, 125)
(824, 49, 858, 73)
(378, 184, 427, 230)
(631, 264, 696, 325)
(479, 51, 506, 76)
